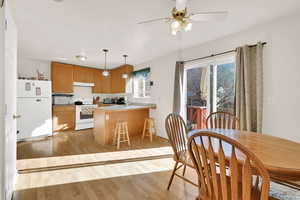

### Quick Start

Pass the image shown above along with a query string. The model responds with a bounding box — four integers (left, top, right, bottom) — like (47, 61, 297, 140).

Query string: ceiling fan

(138, 0, 228, 35)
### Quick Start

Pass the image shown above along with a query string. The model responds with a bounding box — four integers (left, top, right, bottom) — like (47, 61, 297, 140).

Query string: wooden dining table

(188, 128, 300, 187)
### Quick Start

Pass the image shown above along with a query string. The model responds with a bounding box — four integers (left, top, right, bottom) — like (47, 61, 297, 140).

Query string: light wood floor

(17, 129, 170, 160)
(14, 169, 198, 200)
(15, 130, 198, 200)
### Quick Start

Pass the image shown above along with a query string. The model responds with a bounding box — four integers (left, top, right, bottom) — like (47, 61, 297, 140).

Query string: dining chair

(165, 113, 198, 190)
(188, 131, 276, 200)
(206, 111, 240, 130)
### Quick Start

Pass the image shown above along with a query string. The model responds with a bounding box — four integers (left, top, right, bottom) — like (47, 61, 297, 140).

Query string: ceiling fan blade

(189, 11, 228, 22)
(176, 0, 188, 11)
(137, 17, 172, 24)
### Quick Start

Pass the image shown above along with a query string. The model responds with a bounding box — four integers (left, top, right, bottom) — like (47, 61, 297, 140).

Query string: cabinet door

(121, 65, 133, 93)
(51, 62, 74, 93)
(111, 65, 134, 93)
(110, 68, 120, 93)
(52, 106, 75, 132)
(92, 69, 111, 93)
(101, 70, 111, 93)
(92, 69, 102, 93)
(73, 66, 94, 83)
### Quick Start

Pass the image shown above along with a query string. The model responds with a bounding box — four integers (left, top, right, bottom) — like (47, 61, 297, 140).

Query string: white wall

(0, 4, 5, 200)
(17, 57, 51, 80)
(137, 12, 300, 142)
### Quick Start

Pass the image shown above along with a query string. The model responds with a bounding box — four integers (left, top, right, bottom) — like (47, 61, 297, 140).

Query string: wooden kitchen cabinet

(110, 65, 133, 93)
(52, 105, 75, 132)
(52, 62, 133, 94)
(73, 66, 94, 83)
(110, 67, 122, 93)
(51, 62, 74, 93)
(92, 68, 111, 93)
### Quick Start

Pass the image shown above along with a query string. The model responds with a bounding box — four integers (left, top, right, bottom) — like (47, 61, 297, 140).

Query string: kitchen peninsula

(93, 105, 156, 145)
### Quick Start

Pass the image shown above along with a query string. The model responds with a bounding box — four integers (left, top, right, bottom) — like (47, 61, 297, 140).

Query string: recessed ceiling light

(75, 55, 87, 61)
(53, 0, 64, 2)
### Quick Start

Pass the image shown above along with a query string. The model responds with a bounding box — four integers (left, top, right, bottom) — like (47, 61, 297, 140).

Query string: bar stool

(142, 118, 156, 142)
(113, 121, 131, 150)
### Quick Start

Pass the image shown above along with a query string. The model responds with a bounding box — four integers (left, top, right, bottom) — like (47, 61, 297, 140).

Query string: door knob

(13, 115, 21, 119)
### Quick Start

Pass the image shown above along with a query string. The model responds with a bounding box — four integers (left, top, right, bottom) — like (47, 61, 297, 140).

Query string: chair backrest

(188, 131, 270, 200)
(165, 113, 188, 161)
(206, 111, 240, 130)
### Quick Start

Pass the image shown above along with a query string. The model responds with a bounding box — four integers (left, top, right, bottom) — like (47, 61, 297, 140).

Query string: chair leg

(167, 161, 179, 190)
(125, 123, 130, 146)
(117, 128, 121, 150)
(150, 129, 153, 142)
(113, 126, 118, 145)
(142, 119, 147, 140)
(182, 164, 186, 176)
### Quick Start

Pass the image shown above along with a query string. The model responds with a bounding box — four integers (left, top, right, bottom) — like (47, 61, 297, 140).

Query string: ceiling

(10, 0, 300, 68)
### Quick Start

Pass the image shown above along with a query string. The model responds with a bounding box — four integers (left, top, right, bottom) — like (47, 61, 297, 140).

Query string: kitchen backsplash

(55, 85, 154, 104)
(73, 86, 93, 102)
(93, 93, 131, 102)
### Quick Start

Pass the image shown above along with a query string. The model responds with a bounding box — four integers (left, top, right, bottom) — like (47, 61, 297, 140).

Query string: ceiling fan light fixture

(184, 21, 192, 32)
(171, 20, 180, 29)
(171, 29, 178, 36)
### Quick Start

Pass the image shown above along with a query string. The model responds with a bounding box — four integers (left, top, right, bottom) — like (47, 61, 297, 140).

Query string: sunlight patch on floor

(16, 158, 175, 190)
(17, 146, 173, 170)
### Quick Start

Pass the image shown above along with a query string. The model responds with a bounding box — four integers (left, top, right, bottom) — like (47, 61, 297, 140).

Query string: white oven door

(75, 105, 96, 130)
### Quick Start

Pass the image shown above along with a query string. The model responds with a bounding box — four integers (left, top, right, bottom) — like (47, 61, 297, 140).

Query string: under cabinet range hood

(73, 82, 95, 87)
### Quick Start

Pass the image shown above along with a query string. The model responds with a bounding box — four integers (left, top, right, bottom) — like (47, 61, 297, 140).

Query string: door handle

(13, 114, 21, 119)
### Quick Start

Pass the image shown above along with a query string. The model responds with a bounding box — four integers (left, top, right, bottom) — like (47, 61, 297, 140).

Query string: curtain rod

(183, 42, 267, 63)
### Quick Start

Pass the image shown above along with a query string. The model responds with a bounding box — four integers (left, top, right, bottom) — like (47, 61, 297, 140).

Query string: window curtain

(235, 42, 263, 132)
(173, 61, 184, 114)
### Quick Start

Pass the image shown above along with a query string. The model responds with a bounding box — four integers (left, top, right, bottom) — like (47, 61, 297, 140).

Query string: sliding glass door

(184, 56, 235, 130)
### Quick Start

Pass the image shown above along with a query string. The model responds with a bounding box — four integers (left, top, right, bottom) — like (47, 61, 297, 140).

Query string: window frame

(183, 54, 236, 117)
(132, 67, 151, 99)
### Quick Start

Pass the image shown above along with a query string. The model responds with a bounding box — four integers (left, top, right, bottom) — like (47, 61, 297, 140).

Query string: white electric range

(75, 101, 97, 131)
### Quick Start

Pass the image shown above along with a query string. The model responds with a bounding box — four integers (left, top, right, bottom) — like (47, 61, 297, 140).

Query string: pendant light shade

(122, 54, 128, 79)
(102, 49, 110, 77)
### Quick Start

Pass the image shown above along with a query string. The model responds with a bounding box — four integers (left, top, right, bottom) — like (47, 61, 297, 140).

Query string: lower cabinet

(52, 105, 75, 132)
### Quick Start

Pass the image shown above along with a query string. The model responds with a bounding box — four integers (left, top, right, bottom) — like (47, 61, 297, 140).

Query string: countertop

(96, 104, 156, 111)
(52, 104, 75, 107)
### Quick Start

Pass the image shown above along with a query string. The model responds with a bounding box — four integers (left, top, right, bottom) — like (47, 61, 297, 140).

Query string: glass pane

(216, 62, 235, 113)
(186, 67, 209, 130)
(132, 70, 151, 98)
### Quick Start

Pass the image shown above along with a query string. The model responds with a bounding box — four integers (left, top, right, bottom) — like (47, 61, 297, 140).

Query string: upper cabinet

(51, 62, 133, 94)
(73, 66, 94, 83)
(110, 67, 122, 93)
(51, 62, 74, 93)
(111, 65, 133, 93)
(92, 68, 111, 93)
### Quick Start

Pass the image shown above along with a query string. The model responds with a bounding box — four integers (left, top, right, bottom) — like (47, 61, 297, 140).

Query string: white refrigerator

(17, 80, 52, 140)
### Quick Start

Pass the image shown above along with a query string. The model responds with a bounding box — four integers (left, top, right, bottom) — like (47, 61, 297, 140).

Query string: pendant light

(102, 49, 110, 77)
(122, 54, 129, 79)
